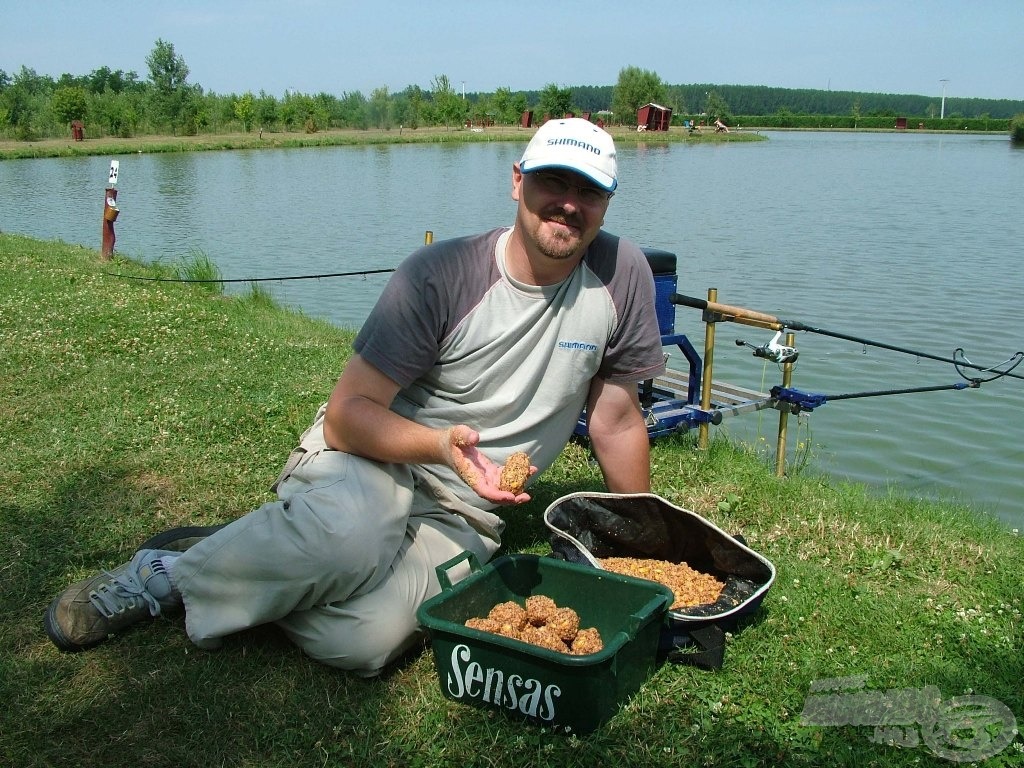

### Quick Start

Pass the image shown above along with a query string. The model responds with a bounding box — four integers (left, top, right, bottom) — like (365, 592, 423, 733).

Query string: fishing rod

(104, 267, 397, 284)
(671, 293, 1024, 383)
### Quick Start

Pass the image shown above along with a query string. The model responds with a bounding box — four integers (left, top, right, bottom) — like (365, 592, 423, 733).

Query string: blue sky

(3, 1, 1021, 101)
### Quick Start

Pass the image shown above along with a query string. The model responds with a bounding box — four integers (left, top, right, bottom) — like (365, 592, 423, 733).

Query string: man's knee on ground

(296, 617, 425, 677)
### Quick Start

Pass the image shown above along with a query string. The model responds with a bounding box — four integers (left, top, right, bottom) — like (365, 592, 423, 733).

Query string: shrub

(1011, 113, 1024, 144)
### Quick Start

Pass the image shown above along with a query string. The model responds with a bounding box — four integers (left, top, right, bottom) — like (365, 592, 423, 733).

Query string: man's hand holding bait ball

(447, 426, 535, 503)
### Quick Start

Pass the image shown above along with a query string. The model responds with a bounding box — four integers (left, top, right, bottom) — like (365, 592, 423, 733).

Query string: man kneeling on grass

(45, 118, 666, 675)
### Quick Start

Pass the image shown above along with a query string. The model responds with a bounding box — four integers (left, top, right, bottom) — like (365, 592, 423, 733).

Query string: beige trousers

(172, 448, 502, 675)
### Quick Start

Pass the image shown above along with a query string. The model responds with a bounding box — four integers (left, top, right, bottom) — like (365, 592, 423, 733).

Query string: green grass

(1, 233, 1021, 767)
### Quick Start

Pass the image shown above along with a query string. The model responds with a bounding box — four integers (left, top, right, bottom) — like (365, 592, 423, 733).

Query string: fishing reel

(736, 330, 799, 364)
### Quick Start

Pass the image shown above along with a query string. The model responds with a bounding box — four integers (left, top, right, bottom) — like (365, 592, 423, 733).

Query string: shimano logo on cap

(546, 137, 602, 156)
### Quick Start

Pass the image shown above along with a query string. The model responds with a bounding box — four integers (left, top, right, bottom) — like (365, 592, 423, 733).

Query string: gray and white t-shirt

(354, 226, 666, 508)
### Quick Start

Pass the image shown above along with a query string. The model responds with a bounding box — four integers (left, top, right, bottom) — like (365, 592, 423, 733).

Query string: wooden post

(698, 287, 718, 450)
(101, 187, 118, 260)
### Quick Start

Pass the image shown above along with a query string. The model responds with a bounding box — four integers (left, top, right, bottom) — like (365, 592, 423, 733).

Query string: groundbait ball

(498, 451, 531, 495)
(467, 597, 604, 655)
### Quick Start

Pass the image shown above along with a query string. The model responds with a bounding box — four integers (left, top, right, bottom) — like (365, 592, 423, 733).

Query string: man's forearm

(321, 353, 449, 466)
(590, 420, 651, 493)
(323, 394, 447, 466)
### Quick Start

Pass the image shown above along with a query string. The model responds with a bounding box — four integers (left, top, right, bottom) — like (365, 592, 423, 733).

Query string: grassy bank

(1, 234, 1021, 767)
(0, 124, 762, 161)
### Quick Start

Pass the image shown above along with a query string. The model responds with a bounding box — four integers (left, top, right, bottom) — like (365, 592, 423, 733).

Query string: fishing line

(785, 322, 1024, 382)
(673, 293, 1024, 383)
(103, 267, 397, 284)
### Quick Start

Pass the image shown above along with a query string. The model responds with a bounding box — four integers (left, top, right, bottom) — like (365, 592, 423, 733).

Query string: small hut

(636, 103, 672, 131)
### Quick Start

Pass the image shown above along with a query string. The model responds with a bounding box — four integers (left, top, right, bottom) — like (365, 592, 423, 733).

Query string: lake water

(2, 131, 1022, 528)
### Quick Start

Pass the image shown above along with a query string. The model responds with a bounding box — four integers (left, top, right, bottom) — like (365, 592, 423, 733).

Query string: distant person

(45, 118, 667, 676)
(715, 117, 730, 133)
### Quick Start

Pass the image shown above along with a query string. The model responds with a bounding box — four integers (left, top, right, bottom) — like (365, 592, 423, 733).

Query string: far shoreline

(2, 124, 757, 161)
(2, 121, 1007, 162)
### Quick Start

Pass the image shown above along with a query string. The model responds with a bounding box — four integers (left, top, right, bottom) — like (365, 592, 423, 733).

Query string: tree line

(2, 40, 1021, 142)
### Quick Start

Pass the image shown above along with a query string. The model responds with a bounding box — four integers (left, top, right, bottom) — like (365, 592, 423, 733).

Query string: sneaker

(44, 549, 181, 652)
(138, 523, 227, 552)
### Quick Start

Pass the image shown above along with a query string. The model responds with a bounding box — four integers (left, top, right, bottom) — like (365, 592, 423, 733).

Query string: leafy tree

(280, 91, 327, 132)
(704, 89, 732, 122)
(431, 74, 465, 129)
(84, 66, 140, 95)
(145, 38, 191, 133)
(278, 91, 335, 132)
(368, 86, 392, 129)
(491, 87, 511, 125)
(491, 86, 528, 126)
(395, 85, 425, 128)
(51, 85, 88, 127)
(0, 82, 33, 138)
(570, 84, 612, 113)
(313, 92, 340, 128)
(509, 92, 529, 124)
(663, 84, 688, 116)
(279, 91, 300, 130)
(234, 92, 256, 132)
(56, 73, 87, 91)
(335, 91, 367, 129)
(12, 66, 54, 96)
(1010, 113, 1024, 144)
(0, 68, 51, 139)
(86, 67, 114, 94)
(256, 91, 279, 131)
(611, 66, 666, 125)
(208, 92, 235, 132)
(178, 85, 206, 135)
(91, 87, 141, 137)
(537, 83, 573, 120)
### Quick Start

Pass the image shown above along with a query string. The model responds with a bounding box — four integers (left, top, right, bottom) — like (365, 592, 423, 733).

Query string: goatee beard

(537, 213, 583, 260)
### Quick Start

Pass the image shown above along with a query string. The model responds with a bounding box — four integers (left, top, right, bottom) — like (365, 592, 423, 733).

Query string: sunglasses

(528, 171, 614, 205)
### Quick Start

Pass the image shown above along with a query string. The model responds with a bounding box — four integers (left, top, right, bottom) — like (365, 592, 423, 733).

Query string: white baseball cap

(519, 118, 618, 192)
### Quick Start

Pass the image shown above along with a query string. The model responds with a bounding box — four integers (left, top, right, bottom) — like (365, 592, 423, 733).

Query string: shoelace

(88, 560, 164, 619)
